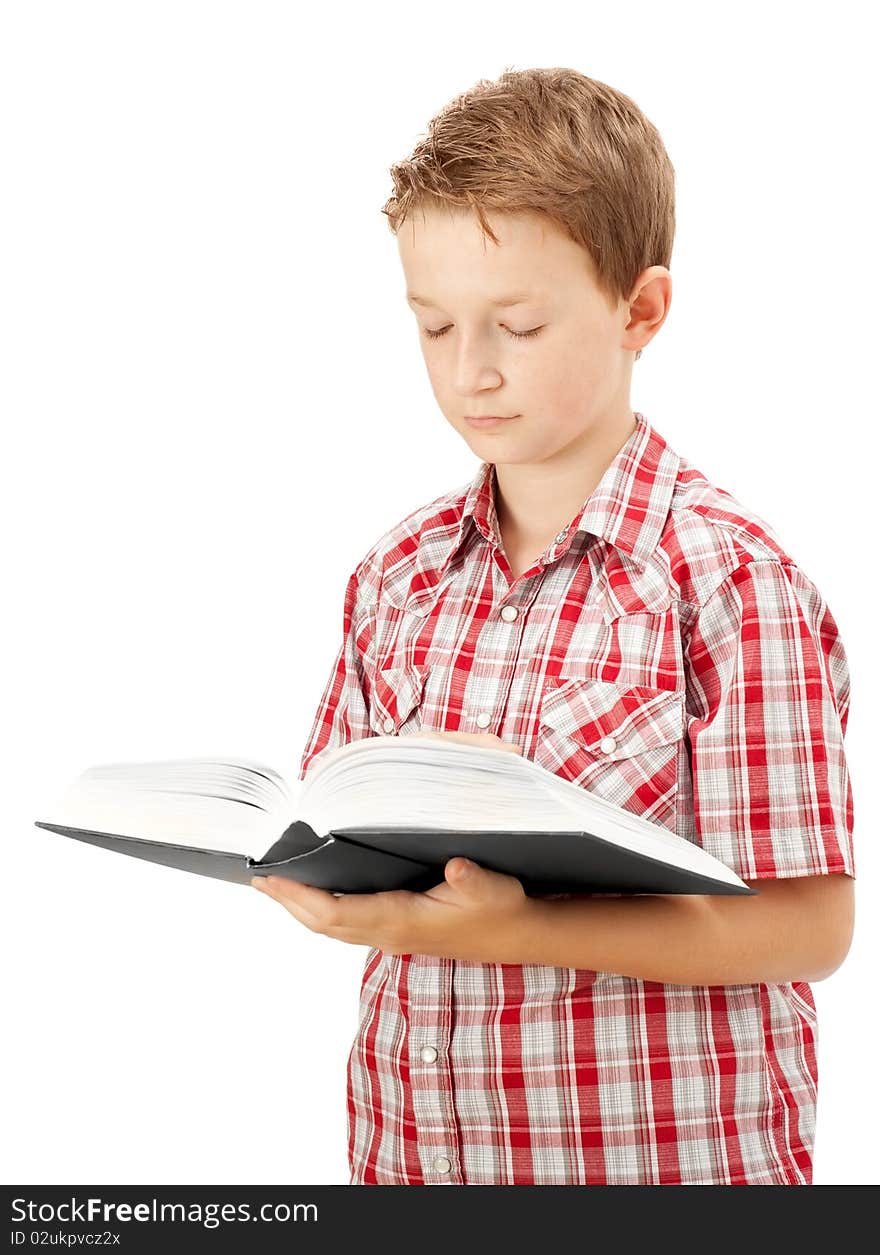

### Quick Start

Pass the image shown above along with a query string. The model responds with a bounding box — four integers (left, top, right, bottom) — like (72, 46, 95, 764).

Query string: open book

(34, 735, 755, 896)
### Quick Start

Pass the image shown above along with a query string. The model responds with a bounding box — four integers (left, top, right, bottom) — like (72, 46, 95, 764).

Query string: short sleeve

(297, 555, 380, 782)
(684, 559, 855, 882)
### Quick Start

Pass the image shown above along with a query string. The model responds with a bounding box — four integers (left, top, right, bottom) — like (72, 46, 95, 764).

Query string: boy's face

(396, 205, 669, 468)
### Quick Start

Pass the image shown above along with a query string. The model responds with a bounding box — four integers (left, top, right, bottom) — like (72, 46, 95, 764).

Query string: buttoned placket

(405, 542, 560, 1182)
(408, 953, 462, 1182)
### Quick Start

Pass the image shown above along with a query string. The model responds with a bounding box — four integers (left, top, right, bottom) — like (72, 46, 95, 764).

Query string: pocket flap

(369, 664, 427, 734)
(539, 677, 684, 760)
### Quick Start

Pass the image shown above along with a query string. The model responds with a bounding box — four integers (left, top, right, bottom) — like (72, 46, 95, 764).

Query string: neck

(493, 408, 638, 547)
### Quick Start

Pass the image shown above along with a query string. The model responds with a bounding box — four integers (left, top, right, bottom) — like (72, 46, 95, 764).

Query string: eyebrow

(406, 292, 539, 308)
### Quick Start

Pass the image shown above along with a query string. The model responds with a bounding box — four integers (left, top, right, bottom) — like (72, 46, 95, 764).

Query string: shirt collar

(390, 411, 680, 614)
(458, 410, 679, 568)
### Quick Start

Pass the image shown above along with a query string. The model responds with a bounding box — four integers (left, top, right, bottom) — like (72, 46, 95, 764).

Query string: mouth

(464, 414, 520, 429)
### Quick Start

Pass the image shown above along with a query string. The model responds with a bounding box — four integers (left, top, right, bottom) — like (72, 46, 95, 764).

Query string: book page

(295, 737, 744, 887)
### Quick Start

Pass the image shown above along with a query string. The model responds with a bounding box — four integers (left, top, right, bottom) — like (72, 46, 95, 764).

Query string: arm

(253, 857, 854, 986)
(297, 558, 381, 781)
(512, 871, 855, 985)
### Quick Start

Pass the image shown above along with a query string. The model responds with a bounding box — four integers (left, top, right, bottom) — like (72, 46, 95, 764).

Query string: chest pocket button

(369, 663, 428, 736)
(534, 677, 685, 829)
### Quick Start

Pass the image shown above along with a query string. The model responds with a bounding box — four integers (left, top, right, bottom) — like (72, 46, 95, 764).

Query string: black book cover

(33, 820, 756, 895)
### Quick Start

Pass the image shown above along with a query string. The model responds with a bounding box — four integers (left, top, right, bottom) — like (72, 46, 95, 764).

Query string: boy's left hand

(250, 857, 533, 964)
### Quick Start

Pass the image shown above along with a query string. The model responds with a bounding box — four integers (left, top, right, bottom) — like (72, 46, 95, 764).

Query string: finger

(252, 876, 328, 922)
(252, 878, 317, 908)
(441, 732, 520, 753)
(263, 878, 410, 933)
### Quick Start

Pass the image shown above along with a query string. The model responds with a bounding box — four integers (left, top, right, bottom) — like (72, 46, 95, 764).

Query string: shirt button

(433, 1156, 452, 1174)
(500, 605, 518, 622)
(475, 712, 492, 729)
(554, 529, 568, 544)
(420, 1045, 438, 1063)
(383, 717, 395, 734)
(599, 735, 617, 754)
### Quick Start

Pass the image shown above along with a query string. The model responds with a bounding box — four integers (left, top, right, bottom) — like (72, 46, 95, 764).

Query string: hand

(250, 856, 534, 963)
(410, 730, 523, 754)
(408, 733, 573, 900)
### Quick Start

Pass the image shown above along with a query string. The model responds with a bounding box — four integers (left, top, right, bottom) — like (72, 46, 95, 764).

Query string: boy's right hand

(410, 730, 522, 755)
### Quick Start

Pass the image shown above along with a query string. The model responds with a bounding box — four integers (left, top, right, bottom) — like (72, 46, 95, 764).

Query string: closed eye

(423, 325, 544, 341)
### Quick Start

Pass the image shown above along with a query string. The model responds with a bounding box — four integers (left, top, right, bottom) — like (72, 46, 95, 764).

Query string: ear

(624, 265, 672, 355)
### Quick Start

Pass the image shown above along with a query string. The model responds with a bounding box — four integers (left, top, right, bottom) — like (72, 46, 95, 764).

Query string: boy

(252, 67, 856, 1185)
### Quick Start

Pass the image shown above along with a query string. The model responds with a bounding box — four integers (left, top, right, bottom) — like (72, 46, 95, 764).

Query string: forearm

(507, 881, 846, 985)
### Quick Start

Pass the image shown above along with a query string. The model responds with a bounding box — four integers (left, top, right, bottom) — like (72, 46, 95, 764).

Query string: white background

(2, 0, 876, 1186)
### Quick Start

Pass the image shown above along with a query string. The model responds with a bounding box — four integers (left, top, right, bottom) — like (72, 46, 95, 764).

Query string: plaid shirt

(298, 411, 855, 1185)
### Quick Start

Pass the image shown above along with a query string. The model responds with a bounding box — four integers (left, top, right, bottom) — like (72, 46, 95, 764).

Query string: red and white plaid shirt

(298, 411, 855, 1185)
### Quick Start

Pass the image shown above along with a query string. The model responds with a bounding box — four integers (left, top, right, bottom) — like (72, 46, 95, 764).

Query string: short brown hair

(383, 66, 675, 356)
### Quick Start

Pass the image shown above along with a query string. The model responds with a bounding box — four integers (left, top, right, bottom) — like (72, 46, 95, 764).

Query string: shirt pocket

(368, 662, 428, 737)
(533, 677, 685, 830)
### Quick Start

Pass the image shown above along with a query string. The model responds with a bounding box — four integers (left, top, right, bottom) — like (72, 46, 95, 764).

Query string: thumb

(445, 857, 526, 903)
(447, 856, 480, 886)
